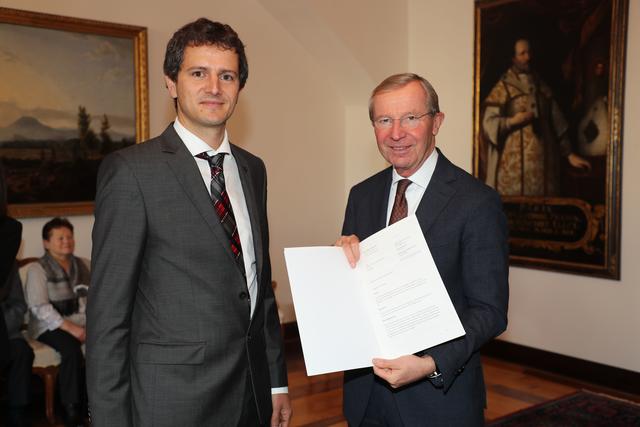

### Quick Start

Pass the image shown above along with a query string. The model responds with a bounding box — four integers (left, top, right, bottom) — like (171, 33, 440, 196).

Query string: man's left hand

(271, 393, 292, 427)
(372, 355, 437, 389)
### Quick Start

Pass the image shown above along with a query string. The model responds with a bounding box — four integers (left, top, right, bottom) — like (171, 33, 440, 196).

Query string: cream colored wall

(7, 0, 348, 322)
(408, 0, 640, 373)
(7, 0, 639, 373)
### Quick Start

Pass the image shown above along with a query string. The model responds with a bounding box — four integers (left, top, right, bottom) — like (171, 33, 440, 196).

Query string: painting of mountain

(0, 8, 148, 217)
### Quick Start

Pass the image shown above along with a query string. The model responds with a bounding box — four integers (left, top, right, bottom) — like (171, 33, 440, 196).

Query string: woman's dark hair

(42, 217, 74, 241)
(163, 18, 248, 89)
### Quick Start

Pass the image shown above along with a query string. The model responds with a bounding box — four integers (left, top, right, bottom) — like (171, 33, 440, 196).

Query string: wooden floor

(18, 338, 640, 426)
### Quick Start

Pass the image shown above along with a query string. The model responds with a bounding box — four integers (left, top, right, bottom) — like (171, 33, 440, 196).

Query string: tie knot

(196, 152, 225, 169)
(396, 179, 411, 195)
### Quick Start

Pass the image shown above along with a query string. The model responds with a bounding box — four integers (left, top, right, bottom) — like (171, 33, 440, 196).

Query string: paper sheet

(284, 215, 465, 376)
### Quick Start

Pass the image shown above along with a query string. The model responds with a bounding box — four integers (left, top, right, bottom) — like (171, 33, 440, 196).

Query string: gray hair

(368, 73, 440, 121)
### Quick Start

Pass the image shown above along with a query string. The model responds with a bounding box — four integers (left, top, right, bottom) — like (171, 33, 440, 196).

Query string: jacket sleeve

(426, 190, 509, 392)
(86, 152, 147, 427)
(1, 264, 27, 338)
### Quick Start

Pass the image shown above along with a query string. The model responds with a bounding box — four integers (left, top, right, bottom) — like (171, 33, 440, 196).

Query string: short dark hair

(163, 18, 248, 89)
(42, 217, 74, 241)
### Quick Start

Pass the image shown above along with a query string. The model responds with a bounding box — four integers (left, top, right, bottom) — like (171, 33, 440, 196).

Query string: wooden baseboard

(282, 322, 639, 396)
(481, 339, 640, 396)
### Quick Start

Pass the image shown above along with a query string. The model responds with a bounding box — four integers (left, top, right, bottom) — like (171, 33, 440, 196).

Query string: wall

(408, 0, 640, 373)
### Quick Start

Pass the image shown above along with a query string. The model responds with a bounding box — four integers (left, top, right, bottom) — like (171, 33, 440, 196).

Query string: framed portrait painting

(0, 7, 148, 217)
(473, 0, 628, 279)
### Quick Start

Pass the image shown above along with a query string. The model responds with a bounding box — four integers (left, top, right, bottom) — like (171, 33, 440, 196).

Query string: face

(371, 81, 444, 178)
(512, 39, 531, 72)
(43, 227, 75, 260)
(165, 44, 241, 143)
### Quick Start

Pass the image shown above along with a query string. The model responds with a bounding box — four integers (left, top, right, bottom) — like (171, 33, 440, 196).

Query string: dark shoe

(63, 403, 84, 427)
(7, 405, 30, 427)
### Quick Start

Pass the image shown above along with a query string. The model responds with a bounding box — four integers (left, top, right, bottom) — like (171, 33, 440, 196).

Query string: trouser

(38, 328, 84, 405)
(6, 338, 34, 406)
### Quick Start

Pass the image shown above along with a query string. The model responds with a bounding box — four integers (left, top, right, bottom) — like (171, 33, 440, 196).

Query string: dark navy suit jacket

(342, 149, 509, 426)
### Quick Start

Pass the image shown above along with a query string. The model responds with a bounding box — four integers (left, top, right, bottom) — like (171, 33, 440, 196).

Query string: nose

(390, 119, 406, 140)
(204, 76, 220, 94)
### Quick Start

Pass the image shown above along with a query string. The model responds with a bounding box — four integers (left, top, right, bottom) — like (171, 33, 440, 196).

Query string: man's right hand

(334, 235, 360, 268)
(507, 111, 534, 128)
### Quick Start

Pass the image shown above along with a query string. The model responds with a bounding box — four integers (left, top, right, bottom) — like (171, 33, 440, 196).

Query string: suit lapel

(376, 169, 393, 230)
(159, 125, 242, 269)
(232, 145, 264, 288)
(415, 149, 457, 234)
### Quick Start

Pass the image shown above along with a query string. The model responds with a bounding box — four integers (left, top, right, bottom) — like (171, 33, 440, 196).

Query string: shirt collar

(173, 118, 232, 157)
(391, 148, 438, 189)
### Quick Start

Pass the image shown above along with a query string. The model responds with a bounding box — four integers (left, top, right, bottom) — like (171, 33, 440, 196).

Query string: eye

(191, 70, 205, 78)
(220, 72, 236, 82)
(376, 117, 392, 127)
(404, 115, 418, 123)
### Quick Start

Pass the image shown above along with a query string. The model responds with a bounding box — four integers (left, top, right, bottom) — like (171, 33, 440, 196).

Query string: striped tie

(196, 152, 245, 275)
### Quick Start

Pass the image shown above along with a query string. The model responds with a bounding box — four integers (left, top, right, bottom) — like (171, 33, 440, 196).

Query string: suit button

(247, 334, 252, 342)
(239, 291, 247, 300)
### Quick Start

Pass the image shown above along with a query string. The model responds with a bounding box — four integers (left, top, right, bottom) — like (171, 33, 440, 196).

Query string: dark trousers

(38, 328, 84, 405)
(360, 378, 404, 427)
(5, 338, 34, 406)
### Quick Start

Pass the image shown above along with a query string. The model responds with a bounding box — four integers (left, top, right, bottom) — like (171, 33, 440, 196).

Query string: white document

(284, 215, 465, 376)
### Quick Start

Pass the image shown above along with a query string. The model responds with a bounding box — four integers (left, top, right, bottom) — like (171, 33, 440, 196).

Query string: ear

(432, 112, 445, 136)
(43, 239, 50, 251)
(164, 75, 178, 99)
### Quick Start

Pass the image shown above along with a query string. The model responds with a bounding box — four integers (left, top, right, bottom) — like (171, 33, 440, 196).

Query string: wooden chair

(18, 257, 61, 425)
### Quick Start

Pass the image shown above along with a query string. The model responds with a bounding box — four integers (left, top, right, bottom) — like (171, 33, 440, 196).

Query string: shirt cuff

(271, 387, 288, 395)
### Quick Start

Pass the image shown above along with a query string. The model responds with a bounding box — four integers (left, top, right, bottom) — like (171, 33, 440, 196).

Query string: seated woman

(24, 217, 89, 427)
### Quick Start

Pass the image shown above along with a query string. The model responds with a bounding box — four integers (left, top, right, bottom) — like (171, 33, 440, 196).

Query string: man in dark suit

(336, 73, 509, 426)
(87, 19, 291, 427)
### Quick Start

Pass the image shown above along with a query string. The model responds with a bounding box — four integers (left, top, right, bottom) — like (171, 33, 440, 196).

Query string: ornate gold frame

(472, 0, 628, 279)
(0, 7, 148, 218)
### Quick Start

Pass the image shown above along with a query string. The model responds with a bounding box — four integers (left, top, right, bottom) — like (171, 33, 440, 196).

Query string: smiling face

(371, 81, 444, 177)
(43, 226, 75, 261)
(165, 44, 240, 147)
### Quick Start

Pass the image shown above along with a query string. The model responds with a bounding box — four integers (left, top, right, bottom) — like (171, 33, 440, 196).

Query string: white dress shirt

(174, 120, 288, 396)
(386, 149, 439, 225)
(173, 119, 258, 317)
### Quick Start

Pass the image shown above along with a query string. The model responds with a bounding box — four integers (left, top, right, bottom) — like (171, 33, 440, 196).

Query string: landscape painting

(0, 8, 148, 217)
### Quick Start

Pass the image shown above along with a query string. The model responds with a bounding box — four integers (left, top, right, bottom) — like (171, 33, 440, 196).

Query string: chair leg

(34, 366, 59, 425)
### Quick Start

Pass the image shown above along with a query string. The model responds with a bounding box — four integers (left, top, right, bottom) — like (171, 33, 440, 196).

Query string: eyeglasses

(372, 112, 436, 130)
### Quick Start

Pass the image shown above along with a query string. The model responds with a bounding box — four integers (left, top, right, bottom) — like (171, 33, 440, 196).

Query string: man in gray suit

(87, 18, 291, 427)
(336, 73, 509, 426)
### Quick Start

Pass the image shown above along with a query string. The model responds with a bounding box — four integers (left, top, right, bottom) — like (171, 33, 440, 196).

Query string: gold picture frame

(0, 7, 148, 218)
(472, 0, 628, 279)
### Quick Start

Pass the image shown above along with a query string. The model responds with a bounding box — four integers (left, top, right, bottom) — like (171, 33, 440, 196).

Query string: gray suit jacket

(341, 149, 509, 426)
(87, 125, 286, 426)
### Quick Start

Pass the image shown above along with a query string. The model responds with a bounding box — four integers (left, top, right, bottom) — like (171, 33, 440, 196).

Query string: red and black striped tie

(196, 152, 244, 275)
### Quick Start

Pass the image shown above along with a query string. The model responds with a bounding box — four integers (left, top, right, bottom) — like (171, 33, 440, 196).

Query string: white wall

(407, 0, 640, 373)
(6, 0, 639, 373)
